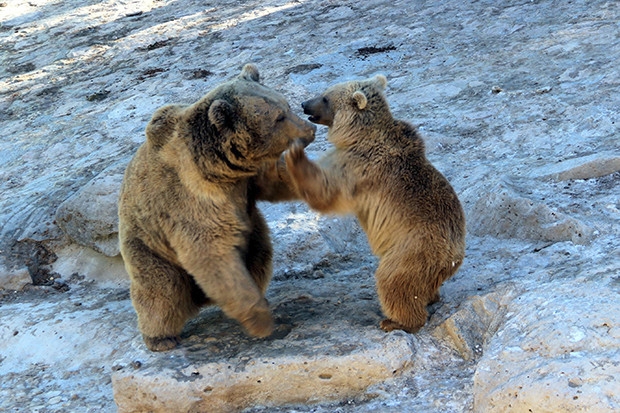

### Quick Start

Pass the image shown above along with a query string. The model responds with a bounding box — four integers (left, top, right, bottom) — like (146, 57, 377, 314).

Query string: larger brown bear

(118, 64, 315, 351)
(285, 75, 466, 333)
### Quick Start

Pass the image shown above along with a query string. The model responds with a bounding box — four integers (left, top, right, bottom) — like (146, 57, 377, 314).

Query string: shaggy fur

(118, 64, 315, 351)
(285, 75, 465, 333)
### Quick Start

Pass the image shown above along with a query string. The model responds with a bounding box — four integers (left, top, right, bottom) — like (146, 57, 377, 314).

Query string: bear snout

(301, 97, 333, 126)
(301, 98, 317, 115)
(301, 98, 322, 123)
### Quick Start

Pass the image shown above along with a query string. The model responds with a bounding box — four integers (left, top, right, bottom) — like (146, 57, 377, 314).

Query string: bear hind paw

(143, 335, 180, 352)
(380, 318, 421, 334)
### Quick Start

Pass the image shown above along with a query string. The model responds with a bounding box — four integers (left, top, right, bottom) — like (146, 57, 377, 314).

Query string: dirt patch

(138, 39, 171, 52)
(184, 69, 214, 79)
(86, 90, 110, 102)
(137, 67, 167, 81)
(355, 45, 397, 59)
(285, 63, 323, 75)
(6, 62, 36, 74)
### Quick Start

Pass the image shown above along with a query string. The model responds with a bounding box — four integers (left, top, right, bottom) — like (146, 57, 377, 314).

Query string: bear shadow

(176, 289, 385, 365)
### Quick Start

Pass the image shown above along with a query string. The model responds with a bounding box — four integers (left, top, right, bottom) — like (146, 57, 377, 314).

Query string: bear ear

(352, 90, 368, 110)
(208, 99, 234, 130)
(239, 64, 260, 82)
(374, 74, 388, 90)
(146, 105, 182, 148)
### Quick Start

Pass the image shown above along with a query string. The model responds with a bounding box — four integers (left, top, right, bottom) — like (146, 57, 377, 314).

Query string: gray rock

(112, 330, 414, 413)
(0, 266, 31, 291)
(473, 277, 620, 413)
(55, 161, 128, 257)
(433, 288, 516, 361)
(263, 203, 373, 281)
(529, 153, 620, 181)
(466, 178, 594, 245)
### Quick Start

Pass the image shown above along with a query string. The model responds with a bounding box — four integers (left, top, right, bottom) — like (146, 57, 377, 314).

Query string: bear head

(301, 75, 389, 129)
(146, 64, 316, 180)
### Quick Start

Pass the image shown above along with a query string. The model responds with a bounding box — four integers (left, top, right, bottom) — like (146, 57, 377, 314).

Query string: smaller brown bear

(118, 64, 315, 351)
(285, 75, 466, 333)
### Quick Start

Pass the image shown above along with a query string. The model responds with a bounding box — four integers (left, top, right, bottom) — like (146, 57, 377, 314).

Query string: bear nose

(301, 100, 313, 114)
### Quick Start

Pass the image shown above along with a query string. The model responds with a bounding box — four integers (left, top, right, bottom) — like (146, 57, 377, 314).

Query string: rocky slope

(1, 0, 619, 411)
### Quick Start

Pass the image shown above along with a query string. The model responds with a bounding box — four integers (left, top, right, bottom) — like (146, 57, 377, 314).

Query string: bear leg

(143, 335, 180, 352)
(374, 258, 432, 334)
(207, 280, 274, 338)
(428, 291, 441, 305)
(122, 238, 200, 351)
(182, 252, 274, 339)
(245, 208, 273, 294)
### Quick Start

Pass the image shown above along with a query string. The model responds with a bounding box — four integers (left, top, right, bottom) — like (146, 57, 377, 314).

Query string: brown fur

(118, 64, 315, 351)
(285, 75, 465, 333)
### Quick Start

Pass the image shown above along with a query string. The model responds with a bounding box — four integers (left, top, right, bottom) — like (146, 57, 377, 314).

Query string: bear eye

(322, 96, 329, 104)
(276, 114, 286, 123)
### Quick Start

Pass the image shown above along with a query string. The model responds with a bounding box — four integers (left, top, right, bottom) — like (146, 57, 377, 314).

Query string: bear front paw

(285, 139, 307, 165)
(242, 307, 274, 338)
(143, 335, 180, 352)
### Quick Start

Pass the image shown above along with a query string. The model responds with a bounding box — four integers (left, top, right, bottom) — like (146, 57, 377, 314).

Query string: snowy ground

(1, 0, 619, 412)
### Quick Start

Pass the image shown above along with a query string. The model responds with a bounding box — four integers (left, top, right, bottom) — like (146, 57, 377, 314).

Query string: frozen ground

(1, 0, 619, 412)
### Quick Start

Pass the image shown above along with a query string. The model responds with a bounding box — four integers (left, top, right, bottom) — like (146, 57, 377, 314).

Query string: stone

(263, 204, 372, 281)
(112, 330, 413, 413)
(466, 178, 594, 245)
(0, 266, 31, 291)
(108, 279, 413, 412)
(433, 289, 516, 361)
(55, 161, 128, 257)
(473, 277, 620, 413)
(529, 153, 620, 181)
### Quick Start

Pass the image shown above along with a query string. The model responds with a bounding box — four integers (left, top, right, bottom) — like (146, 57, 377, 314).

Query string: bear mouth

(307, 115, 320, 123)
(297, 135, 315, 147)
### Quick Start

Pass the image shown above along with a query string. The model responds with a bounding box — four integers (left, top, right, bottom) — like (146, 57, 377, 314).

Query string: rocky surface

(1, 0, 619, 412)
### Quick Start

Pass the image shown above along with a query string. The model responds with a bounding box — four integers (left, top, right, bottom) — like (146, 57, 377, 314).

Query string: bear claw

(286, 140, 306, 160)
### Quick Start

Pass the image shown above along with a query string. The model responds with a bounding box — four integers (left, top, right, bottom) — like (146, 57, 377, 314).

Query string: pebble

(48, 396, 62, 405)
